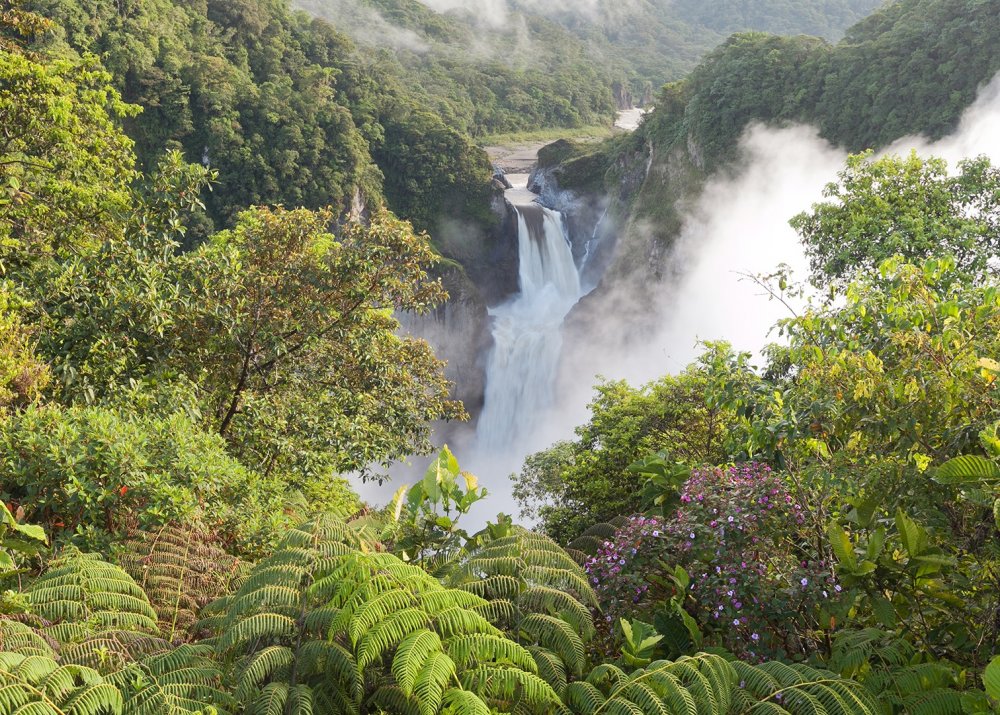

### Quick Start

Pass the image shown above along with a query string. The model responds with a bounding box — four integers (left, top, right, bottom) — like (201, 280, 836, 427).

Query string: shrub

(586, 464, 845, 661)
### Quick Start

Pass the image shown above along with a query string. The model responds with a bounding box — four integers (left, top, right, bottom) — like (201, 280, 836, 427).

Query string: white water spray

(475, 177, 583, 452)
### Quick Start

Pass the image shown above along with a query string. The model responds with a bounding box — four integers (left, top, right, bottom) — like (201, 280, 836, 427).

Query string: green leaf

(895, 510, 926, 558)
(12, 523, 46, 543)
(871, 596, 897, 627)
(827, 522, 857, 570)
(985, 656, 1000, 700)
(935, 455, 1000, 485)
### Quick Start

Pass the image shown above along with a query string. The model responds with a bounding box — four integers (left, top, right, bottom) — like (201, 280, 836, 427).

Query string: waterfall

(476, 194, 582, 452)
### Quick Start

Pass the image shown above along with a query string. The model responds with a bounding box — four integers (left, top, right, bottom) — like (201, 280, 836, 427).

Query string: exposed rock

(398, 262, 492, 419)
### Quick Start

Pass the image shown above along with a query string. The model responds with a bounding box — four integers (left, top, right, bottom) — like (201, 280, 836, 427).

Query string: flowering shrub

(585, 463, 845, 660)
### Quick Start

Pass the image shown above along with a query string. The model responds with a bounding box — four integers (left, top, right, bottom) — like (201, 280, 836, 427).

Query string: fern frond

(393, 630, 443, 696)
(217, 613, 297, 653)
(296, 640, 361, 703)
(441, 688, 491, 715)
(234, 646, 294, 702)
(530, 646, 568, 693)
(432, 606, 503, 640)
(471, 599, 517, 628)
(445, 634, 537, 673)
(109, 643, 230, 715)
(413, 651, 456, 715)
(565, 681, 607, 713)
(28, 549, 159, 640)
(518, 586, 595, 641)
(519, 614, 586, 677)
(250, 681, 289, 715)
(58, 630, 170, 671)
(370, 685, 421, 715)
(0, 620, 56, 658)
(0, 652, 124, 715)
(117, 522, 243, 642)
(357, 607, 431, 669)
(732, 660, 880, 715)
(460, 665, 561, 708)
(459, 575, 521, 601)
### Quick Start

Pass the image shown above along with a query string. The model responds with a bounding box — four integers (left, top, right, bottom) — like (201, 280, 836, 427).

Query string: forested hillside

(295, 0, 884, 119)
(544, 0, 1000, 285)
(22, 0, 495, 239)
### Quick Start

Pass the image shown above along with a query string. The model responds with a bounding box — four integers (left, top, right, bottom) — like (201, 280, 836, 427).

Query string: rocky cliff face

(407, 182, 520, 420)
(398, 262, 492, 417)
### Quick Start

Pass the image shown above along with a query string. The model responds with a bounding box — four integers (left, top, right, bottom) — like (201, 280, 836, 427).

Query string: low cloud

(293, 0, 429, 53)
(415, 0, 639, 28)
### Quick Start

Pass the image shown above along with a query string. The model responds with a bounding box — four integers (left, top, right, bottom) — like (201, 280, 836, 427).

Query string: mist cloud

(293, 0, 429, 53)
(503, 71, 1000, 522)
(414, 0, 638, 28)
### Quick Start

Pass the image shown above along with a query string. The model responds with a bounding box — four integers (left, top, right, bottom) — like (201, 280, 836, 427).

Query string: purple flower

(751, 633, 760, 641)
(834, 584, 843, 592)
(800, 578, 809, 587)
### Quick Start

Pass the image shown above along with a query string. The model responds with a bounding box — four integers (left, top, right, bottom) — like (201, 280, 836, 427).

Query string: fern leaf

(520, 614, 586, 677)
(445, 634, 537, 674)
(413, 651, 456, 715)
(393, 630, 442, 696)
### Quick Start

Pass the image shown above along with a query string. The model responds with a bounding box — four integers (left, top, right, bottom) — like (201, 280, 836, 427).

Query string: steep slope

(25, 0, 496, 243)
(547, 0, 1000, 294)
(293, 0, 885, 121)
(292, 0, 621, 135)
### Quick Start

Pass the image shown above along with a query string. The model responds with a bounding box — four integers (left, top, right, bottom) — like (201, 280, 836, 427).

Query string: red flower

(119, 486, 128, 496)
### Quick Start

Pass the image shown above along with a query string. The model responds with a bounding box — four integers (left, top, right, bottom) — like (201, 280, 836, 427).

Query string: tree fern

(826, 629, 965, 714)
(203, 516, 559, 715)
(108, 643, 231, 715)
(444, 528, 598, 687)
(0, 651, 124, 714)
(23, 548, 167, 674)
(731, 660, 882, 714)
(559, 655, 880, 715)
(27, 548, 159, 641)
(117, 523, 243, 642)
(0, 618, 57, 658)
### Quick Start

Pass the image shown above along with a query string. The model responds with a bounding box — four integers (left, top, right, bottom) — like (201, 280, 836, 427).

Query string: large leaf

(934, 455, 1000, 485)
(985, 656, 1000, 700)
(827, 522, 857, 570)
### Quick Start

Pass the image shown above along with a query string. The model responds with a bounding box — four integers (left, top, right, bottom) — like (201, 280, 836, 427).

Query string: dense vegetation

(515, 150, 1000, 711)
(2, 1, 1000, 714)
(20, 0, 495, 240)
(292, 0, 883, 124)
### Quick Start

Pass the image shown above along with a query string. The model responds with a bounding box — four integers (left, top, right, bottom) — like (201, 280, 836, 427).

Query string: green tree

(184, 206, 466, 482)
(793, 152, 1000, 284)
(514, 345, 758, 542)
(0, 22, 137, 274)
(745, 257, 1000, 669)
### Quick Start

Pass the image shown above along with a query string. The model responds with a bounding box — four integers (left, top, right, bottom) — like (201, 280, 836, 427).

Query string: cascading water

(475, 178, 582, 452)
